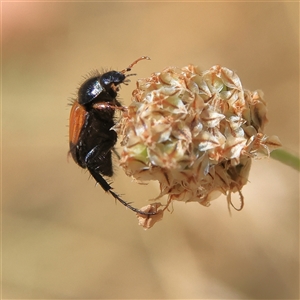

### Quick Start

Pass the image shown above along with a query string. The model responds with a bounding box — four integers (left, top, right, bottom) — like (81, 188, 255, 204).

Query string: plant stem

(271, 149, 300, 171)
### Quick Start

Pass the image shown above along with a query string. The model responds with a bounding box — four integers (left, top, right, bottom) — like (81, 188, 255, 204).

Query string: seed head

(114, 65, 282, 229)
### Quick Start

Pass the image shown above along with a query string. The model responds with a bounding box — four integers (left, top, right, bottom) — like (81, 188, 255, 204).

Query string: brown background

(2, 1, 299, 299)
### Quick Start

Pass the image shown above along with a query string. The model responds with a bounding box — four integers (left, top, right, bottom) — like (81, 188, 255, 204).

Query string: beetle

(69, 56, 154, 215)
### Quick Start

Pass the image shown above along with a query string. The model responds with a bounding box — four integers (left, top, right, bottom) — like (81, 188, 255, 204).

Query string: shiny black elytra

(69, 56, 153, 215)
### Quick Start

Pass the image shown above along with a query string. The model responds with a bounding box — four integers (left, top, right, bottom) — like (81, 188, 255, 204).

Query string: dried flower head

(114, 64, 281, 229)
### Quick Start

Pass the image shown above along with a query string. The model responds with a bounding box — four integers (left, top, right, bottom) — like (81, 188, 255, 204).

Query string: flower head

(114, 64, 281, 228)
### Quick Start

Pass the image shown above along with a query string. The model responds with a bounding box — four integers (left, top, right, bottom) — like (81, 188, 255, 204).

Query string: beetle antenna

(121, 56, 150, 74)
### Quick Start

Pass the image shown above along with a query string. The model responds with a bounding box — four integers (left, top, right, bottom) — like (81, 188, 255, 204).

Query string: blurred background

(2, 1, 299, 299)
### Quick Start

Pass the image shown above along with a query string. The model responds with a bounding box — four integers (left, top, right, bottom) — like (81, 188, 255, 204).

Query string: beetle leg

(85, 145, 155, 215)
(112, 147, 120, 160)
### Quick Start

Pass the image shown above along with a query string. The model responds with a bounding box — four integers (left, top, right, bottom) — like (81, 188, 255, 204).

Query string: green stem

(271, 149, 300, 171)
